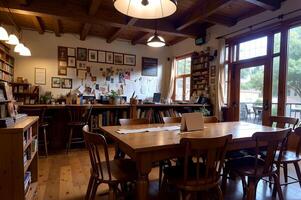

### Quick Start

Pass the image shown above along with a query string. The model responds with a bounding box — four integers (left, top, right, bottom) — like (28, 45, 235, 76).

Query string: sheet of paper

(117, 125, 181, 134)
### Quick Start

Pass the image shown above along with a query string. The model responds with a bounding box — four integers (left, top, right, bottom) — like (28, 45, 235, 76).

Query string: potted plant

(108, 90, 120, 105)
(40, 91, 53, 104)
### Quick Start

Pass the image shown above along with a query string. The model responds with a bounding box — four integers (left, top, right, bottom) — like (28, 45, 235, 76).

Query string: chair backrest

(293, 127, 301, 157)
(66, 105, 92, 124)
(180, 134, 232, 186)
(203, 116, 218, 123)
(19, 107, 46, 123)
(252, 129, 291, 176)
(269, 116, 299, 129)
(162, 117, 181, 124)
(119, 118, 150, 125)
(83, 125, 112, 181)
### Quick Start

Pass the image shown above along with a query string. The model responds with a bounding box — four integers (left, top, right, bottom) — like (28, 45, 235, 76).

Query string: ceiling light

(147, 32, 166, 48)
(0, 26, 9, 41)
(113, 0, 177, 19)
(14, 43, 24, 53)
(19, 45, 31, 56)
(6, 34, 19, 45)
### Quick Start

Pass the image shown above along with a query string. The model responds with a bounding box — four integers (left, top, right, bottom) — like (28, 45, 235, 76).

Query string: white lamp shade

(0, 26, 9, 41)
(14, 43, 25, 53)
(114, 0, 177, 19)
(19, 45, 31, 56)
(6, 34, 19, 45)
(147, 34, 166, 47)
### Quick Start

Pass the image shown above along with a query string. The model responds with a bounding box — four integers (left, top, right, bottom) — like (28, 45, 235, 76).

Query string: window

(174, 56, 191, 101)
(239, 36, 268, 60)
(223, 46, 230, 104)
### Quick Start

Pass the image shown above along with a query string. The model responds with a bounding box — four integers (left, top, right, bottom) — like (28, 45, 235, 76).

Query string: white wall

(12, 30, 172, 100)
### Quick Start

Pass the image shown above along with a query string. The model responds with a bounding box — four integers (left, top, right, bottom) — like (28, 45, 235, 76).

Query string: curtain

(215, 39, 226, 121)
(167, 58, 177, 103)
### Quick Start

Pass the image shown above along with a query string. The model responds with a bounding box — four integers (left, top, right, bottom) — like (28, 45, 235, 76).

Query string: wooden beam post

(243, 0, 281, 10)
(107, 18, 138, 43)
(52, 19, 61, 37)
(88, 0, 102, 16)
(80, 23, 92, 40)
(31, 16, 44, 34)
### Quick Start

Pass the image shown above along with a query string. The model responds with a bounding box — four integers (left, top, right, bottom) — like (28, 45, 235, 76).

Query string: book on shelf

(24, 171, 32, 193)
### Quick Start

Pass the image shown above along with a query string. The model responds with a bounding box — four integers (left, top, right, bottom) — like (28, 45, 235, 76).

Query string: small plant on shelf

(108, 90, 120, 105)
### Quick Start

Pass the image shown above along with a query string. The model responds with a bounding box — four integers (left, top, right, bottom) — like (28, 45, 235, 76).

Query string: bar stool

(19, 107, 49, 156)
(66, 105, 92, 154)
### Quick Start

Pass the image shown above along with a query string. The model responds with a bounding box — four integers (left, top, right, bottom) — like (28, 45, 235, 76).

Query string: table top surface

(100, 122, 283, 152)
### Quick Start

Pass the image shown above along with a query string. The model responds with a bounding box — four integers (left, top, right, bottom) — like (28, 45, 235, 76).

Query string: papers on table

(117, 125, 181, 134)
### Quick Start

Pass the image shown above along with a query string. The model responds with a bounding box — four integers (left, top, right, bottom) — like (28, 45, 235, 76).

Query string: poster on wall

(98, 50, 106, 63)
(142, 57, 158, 76)
(67, 47, 76, 57)
(124, 54, 136, 66)
(34, 68, 46, 85)
(114, 53, 123, 65)
(77, 48, 87, 61)
(58, 46, 67, 61)
(106, 51, 113, 64)
(58, 66, 67, 76)
(88, 49, 98, 62)
(51, 77, 61, 88)
(68, 57, 76, 68)
(61, 78, 72, 89)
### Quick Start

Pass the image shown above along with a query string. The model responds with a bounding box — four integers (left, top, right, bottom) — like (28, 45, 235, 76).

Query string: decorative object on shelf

(34, 68, 46, 85)
(51, 77, 61, 88)
(114, 53, 123, 65)
(106, 51, 114, 64)
(77, 47, 87, 61)
(61, 78, 72, 89)
(147, 31, 165, 48)
(67, 56, 76, 67)
(97, 50, 106, 63)
(40, 91, 53, 104)
(58, 46, 68, 61)
(113, 0, 177, 19)
(67, 47, 76, 57)
(88, 49, 98, 62)
(108, 90, 120, 105)
(124, 54, 136, 66)
(142, 57, 158, 76)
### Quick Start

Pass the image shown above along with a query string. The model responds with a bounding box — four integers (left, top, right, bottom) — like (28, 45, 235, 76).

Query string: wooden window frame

(173, 55, 192, 102)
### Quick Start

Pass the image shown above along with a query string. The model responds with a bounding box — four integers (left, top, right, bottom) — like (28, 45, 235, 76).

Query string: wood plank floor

(38, 147, 301, 200)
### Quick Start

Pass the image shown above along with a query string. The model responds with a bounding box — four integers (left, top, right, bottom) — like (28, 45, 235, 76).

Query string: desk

(100, 122, 282, 200)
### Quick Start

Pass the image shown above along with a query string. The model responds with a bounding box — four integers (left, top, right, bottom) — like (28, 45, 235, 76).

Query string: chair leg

(43, 127, 48, 157)
(90, 180, 99, 200)
(283, 163, 288, 183)
(246, 178, 258, 200)
(221, 165, 230, 192)
(66, 127, 73, 154)
(158, 161, 163, 190)
(293, 162, 301, 188)
(272, 173, 284, 200)
(108, 184, 117, 200)
(217, 185, 224, 200)
(85, 176, 95, 200)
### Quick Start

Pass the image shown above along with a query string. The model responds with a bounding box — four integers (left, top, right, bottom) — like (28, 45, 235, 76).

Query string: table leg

(136, 155, 152, 200)
(137, 174, 149, 200)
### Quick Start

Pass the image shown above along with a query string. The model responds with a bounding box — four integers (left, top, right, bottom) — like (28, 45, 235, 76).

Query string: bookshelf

(0, 116, 39, 200)
(0, 43, 14, 83)
(12, 83, 39, 104)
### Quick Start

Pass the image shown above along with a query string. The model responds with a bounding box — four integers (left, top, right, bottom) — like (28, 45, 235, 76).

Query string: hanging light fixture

(19, 44, 31, 56)
(0, 25, 8, 41)
(113, 0, 177, 19)
(147, 31, 166, 48)
(6, 34, 19, 45)
(14, 42, 24, 53)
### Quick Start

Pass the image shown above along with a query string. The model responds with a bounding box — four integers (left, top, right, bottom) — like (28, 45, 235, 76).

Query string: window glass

(177, 59, 185, 75)
(239, 36, 267, 60)
(185, 77, 190, 101)
(273, 32, 281, 54)
(272, 56, 280, 116)
(175, 78, 183, 101)
(224, 64, 229, 104)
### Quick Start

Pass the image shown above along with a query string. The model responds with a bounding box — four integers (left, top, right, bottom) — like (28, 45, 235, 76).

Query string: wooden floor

(38, 147, 301, 200)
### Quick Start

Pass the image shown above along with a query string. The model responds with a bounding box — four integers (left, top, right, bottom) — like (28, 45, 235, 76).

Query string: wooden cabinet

(0, 43, 14, 83)
(0, 116, 39, 200)
(12, 83, 39, 104)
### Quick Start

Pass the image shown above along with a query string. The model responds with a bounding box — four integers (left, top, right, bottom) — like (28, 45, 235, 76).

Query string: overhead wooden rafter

(243, 0, 281, 10)
(31, 16, 44, 34)
(107, 17, 138, 43)
(131, 32, 151, 45)
(80, 23, 92, 40)
(205, 14, 237, 27)
(176, 0, 232, 31)
(52, 18, 61, 37)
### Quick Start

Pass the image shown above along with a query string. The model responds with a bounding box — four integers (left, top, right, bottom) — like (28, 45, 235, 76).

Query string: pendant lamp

(19, 45, 31, 56)
(147, 31, 165, 48)
(6, 34, 19, 45)
(14, 43, 24, 53)
(0, 26, 9, 41)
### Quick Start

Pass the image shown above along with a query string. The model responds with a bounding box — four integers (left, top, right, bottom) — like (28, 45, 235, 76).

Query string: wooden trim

(175, 53, 193, 60)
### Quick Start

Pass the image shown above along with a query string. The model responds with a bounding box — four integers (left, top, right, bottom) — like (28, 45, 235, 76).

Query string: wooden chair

(83, 125, 136, 200)
(20, 107, 49, 156)
(269, 116, 299, 129)
(277, 127, 301, 187)
(66, 105, 92, 153)
(204, 116, 218, 123)
(162, 134, 232, 200)
(162, 117, 181, 123)
(119, 118, 150, 125)
(222, 129, 291, 200)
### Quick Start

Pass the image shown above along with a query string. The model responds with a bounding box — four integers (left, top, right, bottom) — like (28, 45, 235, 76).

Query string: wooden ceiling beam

(80, 23, 92, 40)
(176, 0, 232, 31)
(243, 0, 281, 10)
(107, 18, 138, 43)
(88, 0, 102, 16)
(205, 14, 237, 27)
(52, 18, 61, 37)
(131, 32, 151, 45)
(0, 0, 199, 38)
(16, 0, 30, 5)
(168, 37, 187, 46)
(31, 16, 44, 34)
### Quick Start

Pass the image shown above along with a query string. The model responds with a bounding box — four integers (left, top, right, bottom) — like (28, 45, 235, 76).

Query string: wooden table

(100, 122, 282, 200)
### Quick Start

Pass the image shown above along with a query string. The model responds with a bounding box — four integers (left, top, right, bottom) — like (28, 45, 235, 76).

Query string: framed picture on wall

(34, 68, 46, 85)
(67, 47, 76, 57)
(58, 66, 67, 76)
(114, 53, 123, 65)
(77, 47, 87, 61)
(68, 57, 76, 67)
(58, 46, 68, 61)
(61, 78, 72, 89)
(59, 61, 67, 67)
(88, 49, 98, 62)
(51, 77, 61, 88)
(106, 51, 113, 64)
(77, 61, 87, 70)
(124, 54, 136, 66)
(142, 57, 158, 76)
(98, 50, 106, 63)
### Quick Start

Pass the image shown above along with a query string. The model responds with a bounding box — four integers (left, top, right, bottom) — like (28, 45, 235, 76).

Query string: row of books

(91, 110, 128, 128)
(23, 127, 33, 147)
(0, 61, 13, 74)
(0, 71, 13, 82)
(137, 108, 182, 123)
(23, 138, 37, 165)
(24, 171, 31, 193)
